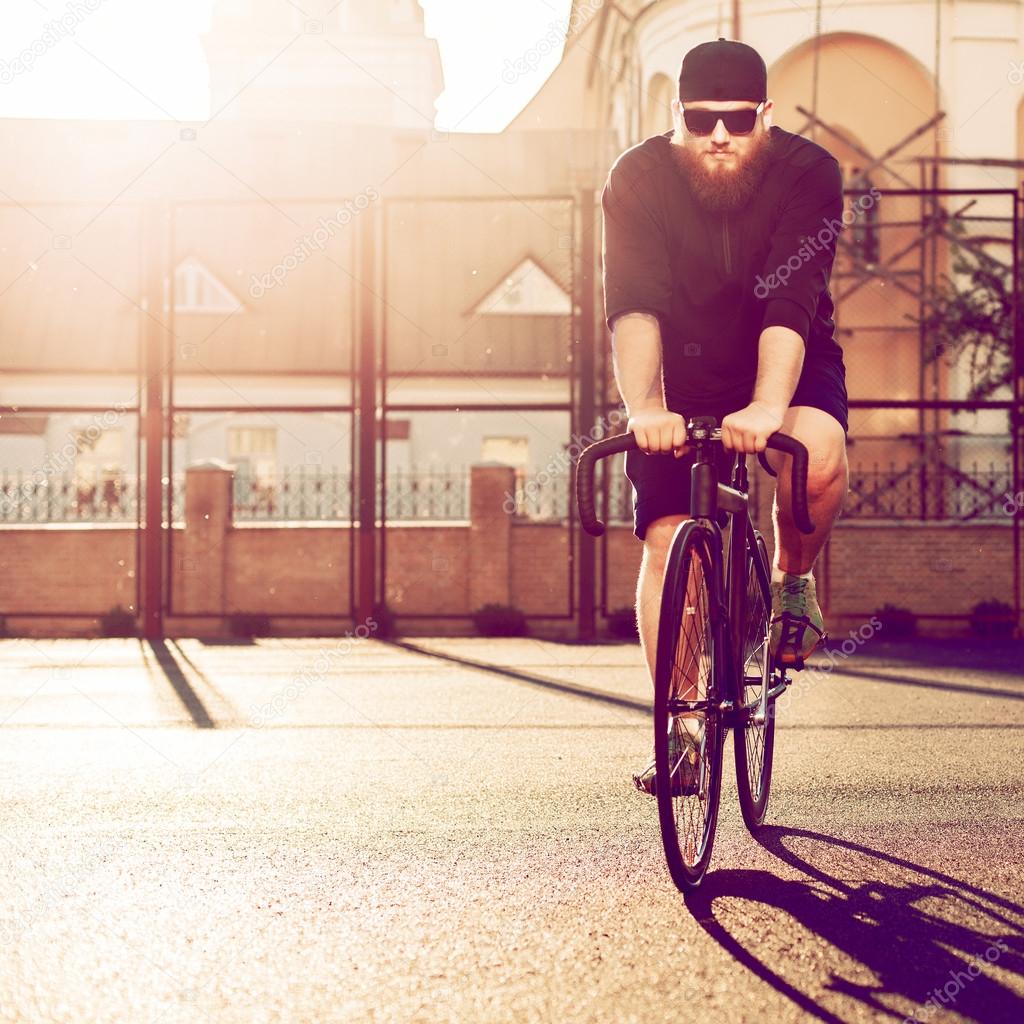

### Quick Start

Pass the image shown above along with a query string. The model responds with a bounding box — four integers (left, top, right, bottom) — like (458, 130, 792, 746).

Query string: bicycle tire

(653, 519, 725, 892)
(734, 530, 777, 830)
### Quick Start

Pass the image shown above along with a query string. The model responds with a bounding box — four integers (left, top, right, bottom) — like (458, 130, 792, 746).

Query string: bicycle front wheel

(734, 529, 776, 830)
(654, 519, 724, 892)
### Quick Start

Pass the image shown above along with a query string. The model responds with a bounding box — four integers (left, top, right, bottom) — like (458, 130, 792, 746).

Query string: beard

(668, 126, 776, 213)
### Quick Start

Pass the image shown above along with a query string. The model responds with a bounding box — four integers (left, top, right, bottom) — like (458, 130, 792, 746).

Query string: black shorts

(624, 356, 847, 541)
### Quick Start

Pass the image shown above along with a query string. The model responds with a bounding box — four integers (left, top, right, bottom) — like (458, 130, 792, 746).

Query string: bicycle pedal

(777, 651, 805, 671)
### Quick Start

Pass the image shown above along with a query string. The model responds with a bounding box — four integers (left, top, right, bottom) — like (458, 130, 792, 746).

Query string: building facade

(0, 0, 1020, 635)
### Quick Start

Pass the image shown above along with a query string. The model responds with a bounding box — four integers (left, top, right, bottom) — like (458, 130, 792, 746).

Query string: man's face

(668, 98, 775, 212)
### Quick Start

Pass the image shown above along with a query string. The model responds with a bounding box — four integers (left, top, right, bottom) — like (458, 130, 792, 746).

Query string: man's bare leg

(765, 406, 848, 572)
(639, 409, 845, 672)
(764, 406, 848, 662)
(636, 514, 689, 684)
(632, 512, 706, 795)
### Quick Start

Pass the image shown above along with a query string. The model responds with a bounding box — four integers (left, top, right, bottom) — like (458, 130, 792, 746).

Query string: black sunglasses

(682, 102, 764, 137)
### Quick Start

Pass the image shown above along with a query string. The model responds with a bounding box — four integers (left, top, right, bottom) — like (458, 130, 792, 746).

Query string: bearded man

(600, 38, 850, 795)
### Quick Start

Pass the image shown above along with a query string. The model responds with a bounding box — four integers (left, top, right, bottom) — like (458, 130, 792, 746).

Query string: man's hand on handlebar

(627, 407, 688, 459)
(720, 401, 785, 454)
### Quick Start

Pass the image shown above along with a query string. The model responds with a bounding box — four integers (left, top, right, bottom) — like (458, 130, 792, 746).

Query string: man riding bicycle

(600, 38, 849, 795)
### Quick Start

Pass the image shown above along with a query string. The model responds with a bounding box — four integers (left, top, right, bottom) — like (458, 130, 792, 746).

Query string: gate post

(576, 189, 598, 642)
(355, 207, 378, 629)
(1013, 189, 1023, 638)
(142, 201, 168, 640)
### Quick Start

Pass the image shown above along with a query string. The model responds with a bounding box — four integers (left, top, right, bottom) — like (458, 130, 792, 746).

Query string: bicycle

(575, 416, 815, 891)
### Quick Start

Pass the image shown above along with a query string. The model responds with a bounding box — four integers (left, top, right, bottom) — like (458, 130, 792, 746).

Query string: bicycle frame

(575, 416, 812, 722)
(667, 417, 789, 727)
(574, 417, 813, 885)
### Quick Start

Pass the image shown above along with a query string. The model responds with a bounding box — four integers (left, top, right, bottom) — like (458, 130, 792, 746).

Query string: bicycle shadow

(683, 826, 1024, 1023)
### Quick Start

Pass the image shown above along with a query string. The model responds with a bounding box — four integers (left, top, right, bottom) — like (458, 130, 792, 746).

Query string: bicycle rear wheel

(654, 520, 724, 892)
(734, 529, 776, 830)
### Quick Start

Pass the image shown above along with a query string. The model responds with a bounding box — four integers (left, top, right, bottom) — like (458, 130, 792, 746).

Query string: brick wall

(382, 525, 470, 615)
(823, 522, 1016, 632)
(0, 463, 1018, 638)
(600, 526, 642, 613)
(226, 527, 352, 616)
(510, 522, 571, 616)
(0, 525, 135, 616)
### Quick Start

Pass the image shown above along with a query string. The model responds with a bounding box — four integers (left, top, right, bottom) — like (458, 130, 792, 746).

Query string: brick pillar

(178, 460, 234, 615)
(469, 463, 516, 611)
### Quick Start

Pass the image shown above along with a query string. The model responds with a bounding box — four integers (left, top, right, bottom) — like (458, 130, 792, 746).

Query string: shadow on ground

(818, 638, 1024, 674)
(686, 826, 1024, 1024)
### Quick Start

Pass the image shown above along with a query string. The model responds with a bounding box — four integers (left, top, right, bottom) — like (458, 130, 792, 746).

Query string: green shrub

(228, 613, 272, 638)
(874, 603, 917, 639)
(472, 603, 528, 637)
(100, 605, 137, 638)
(969, 599, 1016, 638)
(607, 606, 639, 641)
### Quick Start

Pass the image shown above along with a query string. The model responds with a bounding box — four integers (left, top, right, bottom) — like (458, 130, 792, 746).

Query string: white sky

(0, 0, 572, 132)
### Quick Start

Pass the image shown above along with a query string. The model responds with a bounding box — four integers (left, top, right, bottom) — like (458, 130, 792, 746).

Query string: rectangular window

(74, 428, 123, 486)
(228, 427, 277, 482)
(480, 436, 529, 468)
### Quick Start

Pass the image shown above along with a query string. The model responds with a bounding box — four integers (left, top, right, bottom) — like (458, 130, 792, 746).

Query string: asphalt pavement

(0, 634, 1021, 1023)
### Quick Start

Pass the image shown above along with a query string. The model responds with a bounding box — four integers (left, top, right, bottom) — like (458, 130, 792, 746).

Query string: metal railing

(233, 467, 471, 522)
(846, 460, 1014, 520)
(4, 459, 1013, 525)
(0, 467, 474, 524)
(234, 467, 351, 522)
(0, 472, 139, 524)
(507, 463, 634, 523)
(376, 467, 468, 521)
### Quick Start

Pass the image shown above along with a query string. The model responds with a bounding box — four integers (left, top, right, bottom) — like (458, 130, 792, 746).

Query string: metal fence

(846, 460, 1014, 520)
(0, 468, 473, 524)
(4, 454, 1013, 527)
(1, 186, 1020, 636)
(0, 472, 136, 524)
(838, 188, 1020, 526)
(507, 463, 633, 523)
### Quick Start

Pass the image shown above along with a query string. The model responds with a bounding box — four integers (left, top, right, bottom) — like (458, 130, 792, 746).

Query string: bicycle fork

(688, 446, 792, 729)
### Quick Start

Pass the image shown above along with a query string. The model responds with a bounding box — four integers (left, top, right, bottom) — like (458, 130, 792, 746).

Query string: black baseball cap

(678, 37, 767, 103)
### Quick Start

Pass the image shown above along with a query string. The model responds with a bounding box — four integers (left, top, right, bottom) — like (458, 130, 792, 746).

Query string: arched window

(831, 142, 882, 271)
(845, 166, 880, 267)
(642, 73, 674, 138)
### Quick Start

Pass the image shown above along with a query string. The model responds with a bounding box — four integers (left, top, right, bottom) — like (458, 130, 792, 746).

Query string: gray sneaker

(770, 573, 828, 669)
(633, 718, 702, 797)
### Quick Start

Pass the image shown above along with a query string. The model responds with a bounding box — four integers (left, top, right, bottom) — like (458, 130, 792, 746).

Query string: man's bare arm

(610, 312, 665, 415)
(720, 325, 805, 452)
(751, 325, 805, 418)
(610, 312, 687, 455)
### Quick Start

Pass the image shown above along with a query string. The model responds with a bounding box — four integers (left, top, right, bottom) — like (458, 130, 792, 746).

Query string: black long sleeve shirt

(601, 124, 846, 410)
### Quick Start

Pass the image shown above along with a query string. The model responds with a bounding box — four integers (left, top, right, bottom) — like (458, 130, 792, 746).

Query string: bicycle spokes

(733, 533, 777, 830)
(741, 554, 770, 799)
(665, 544, 717, 868)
